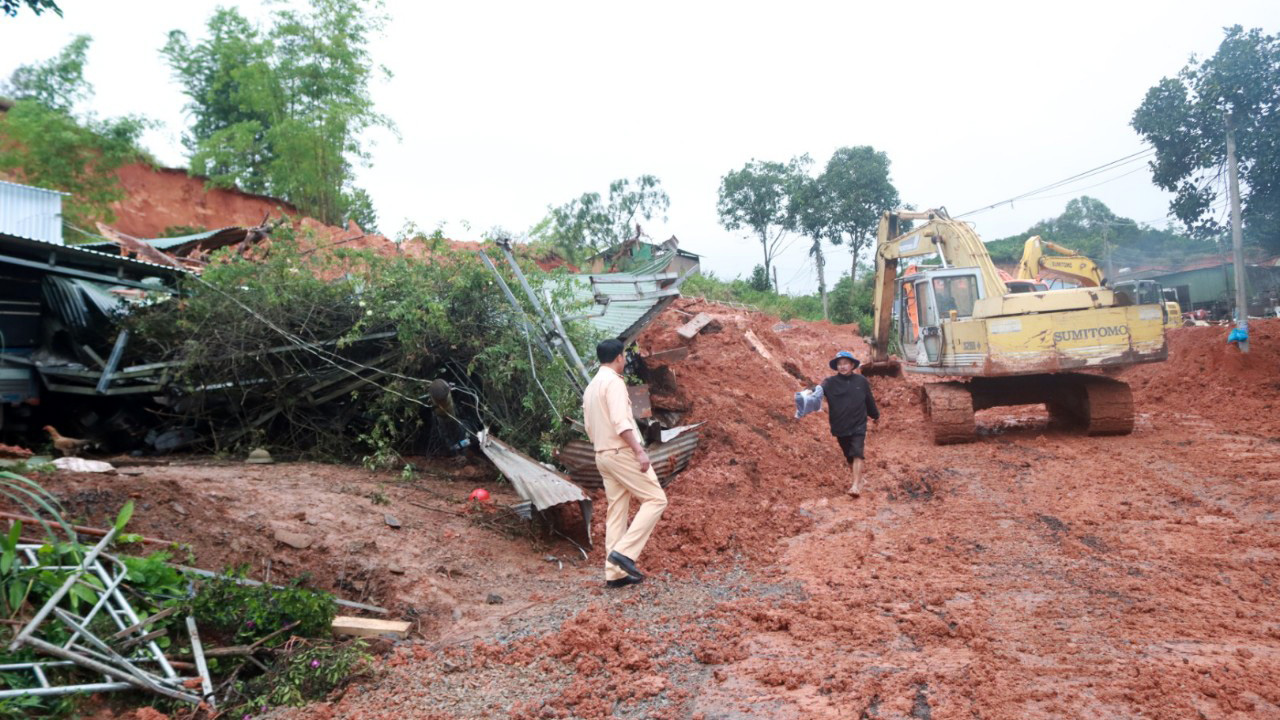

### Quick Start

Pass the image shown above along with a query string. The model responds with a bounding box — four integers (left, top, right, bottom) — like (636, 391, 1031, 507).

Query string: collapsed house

(0, 180, 187, 437)
(0, 179, 706, 539)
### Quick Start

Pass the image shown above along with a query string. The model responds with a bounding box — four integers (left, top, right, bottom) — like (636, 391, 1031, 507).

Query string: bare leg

(846, 458, 864, 497)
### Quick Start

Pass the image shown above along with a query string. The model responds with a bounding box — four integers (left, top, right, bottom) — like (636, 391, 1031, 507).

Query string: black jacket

(821, 373, 880, 437)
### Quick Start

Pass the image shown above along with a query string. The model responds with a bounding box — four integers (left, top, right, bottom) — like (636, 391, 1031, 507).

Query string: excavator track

(1045, 375, 1135, 436)
(922, 382, 975, 445)
(1078, 376, 1135, 436)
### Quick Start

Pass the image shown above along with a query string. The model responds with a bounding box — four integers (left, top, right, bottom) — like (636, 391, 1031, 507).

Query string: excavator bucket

(860, 359, 901, 377)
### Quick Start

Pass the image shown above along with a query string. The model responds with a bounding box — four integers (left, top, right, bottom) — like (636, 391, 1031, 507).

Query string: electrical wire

(1022, 165, 1150, 202)
(956, 149, 1155, 218)
(520, 317, 560, 415)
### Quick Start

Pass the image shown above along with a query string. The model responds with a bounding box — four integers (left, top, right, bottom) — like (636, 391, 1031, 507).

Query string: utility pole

(1226, 120, 1250, 353)
(773, 266, 780, 294)
(1103, 225, 1115, 284)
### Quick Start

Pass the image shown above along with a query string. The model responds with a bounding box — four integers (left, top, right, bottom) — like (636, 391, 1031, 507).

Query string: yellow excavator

(1016, 235, 1183, 329)
(1016, 235, 1103, 287)
(866, 209, 1169, 444)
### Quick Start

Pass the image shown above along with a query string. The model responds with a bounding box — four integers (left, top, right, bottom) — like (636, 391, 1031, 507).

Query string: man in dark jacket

(820, 351, 880, 497)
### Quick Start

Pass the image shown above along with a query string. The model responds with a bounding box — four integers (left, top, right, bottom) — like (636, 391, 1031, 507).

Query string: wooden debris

(743, 330, 776, 362)
(676, 312, 716, 339)
(644, 346, 690, 365)
(0, 511, 175, 546)
(118, 628, 167, 651)
(331, 616, 411, 639)
(110, 606, 178, 641)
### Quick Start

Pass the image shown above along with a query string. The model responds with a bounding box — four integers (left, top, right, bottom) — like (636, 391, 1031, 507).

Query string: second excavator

(866, 209, 1169, 444)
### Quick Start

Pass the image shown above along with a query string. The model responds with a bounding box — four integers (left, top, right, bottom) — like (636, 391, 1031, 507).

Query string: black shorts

(836, 434, 866, 463)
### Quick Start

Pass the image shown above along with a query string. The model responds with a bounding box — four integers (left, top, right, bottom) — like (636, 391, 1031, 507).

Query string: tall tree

(163, 0, 394, 230)
(0, 35, 148, 230)
(817, 146, 899, 293)
(786, 156, 839, 319)
(533, 175, 669, 262)
(1132, 25, 1280, 252)
(717, 157, 807, 291)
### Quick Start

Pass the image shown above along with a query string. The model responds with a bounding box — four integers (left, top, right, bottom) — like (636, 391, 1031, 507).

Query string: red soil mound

(1122, 318, 1280, 438)
(601, 298, 911, 576)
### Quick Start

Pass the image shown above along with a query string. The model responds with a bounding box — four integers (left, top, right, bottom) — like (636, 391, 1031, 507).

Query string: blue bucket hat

(829, 351, 860, 370)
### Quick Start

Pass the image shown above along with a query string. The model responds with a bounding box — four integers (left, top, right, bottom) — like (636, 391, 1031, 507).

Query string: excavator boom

(1016, 235, 1103, 287)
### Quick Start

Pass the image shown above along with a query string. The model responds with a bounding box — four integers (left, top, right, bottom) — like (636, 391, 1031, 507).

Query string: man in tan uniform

(582, 338, 668, 588)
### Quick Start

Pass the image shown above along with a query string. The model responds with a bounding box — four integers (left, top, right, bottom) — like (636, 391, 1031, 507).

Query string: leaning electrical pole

(1226, 120, 1250, 353)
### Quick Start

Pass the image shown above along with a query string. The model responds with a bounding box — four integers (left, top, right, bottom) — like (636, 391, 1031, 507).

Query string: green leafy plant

(162, 0, 394, 228)
(226, 638, 370, 714)
(0, 35, 150, 229)
(191, 570, 336, 645)
(126, 235, 592, 461)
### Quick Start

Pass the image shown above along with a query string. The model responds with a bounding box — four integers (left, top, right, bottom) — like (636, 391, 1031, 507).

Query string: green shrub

(191, 571, 336, 645)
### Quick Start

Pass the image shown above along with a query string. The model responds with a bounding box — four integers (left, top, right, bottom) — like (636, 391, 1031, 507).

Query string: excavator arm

(867, 209, 1006, 369)
(1016, 235, 1103, 287)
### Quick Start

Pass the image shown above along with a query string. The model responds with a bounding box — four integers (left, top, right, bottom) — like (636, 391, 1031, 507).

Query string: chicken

(43, 426, 90, 457)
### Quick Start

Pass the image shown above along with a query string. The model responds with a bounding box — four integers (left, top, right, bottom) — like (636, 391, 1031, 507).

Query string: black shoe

(608, 550, 644, 580)
(605, 575, 644, 589)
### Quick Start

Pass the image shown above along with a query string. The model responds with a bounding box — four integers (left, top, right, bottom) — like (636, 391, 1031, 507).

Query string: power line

(1026, 164, 1150, 202)
(956, 149, 1154, 219)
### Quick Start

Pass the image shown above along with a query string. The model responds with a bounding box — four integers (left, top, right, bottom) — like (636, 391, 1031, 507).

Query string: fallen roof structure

(476, 429, 593, 546)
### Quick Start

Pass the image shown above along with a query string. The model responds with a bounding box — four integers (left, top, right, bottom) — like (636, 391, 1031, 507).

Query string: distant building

(585, 237, 700, 276)
(1114, 253, 1280, 317)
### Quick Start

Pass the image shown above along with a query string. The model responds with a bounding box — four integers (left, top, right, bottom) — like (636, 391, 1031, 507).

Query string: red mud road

(41, 311, 1280, 720)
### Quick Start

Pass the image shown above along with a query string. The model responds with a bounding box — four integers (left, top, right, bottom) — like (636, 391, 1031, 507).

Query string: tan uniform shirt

(582, 366, 638, 452)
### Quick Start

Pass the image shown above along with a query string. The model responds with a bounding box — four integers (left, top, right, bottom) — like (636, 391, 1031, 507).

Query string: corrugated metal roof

(563, 250, 686, 341)
(42, 277, 128, 331)
(0, 232, 189, 287)
(0, 180, 66, 245)
(556, 426, 701, 490)
(78, 226, 247, 253)
(477, 430, 590, 511)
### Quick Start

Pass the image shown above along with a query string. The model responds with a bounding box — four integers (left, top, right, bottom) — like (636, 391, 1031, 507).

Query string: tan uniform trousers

(596, 448, 668, 582)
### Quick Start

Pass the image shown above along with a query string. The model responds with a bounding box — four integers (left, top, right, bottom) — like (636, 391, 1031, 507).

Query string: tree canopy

(1132, 25, 1280, 252)
(532, 175, 670, 262)
(717, 156, 808, 290)
(815, 146, 899, 286)
(984, 196, 1209, 268)
(162, 0, 393, 230)
(0, 35, 149, 230)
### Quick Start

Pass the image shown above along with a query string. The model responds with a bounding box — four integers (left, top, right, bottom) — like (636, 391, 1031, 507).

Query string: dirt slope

(108, 163, 297, 238)
(35, 311, 1280, 720)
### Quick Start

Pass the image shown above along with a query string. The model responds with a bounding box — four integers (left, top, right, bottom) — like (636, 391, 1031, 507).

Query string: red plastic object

(467, 488, 491, 503)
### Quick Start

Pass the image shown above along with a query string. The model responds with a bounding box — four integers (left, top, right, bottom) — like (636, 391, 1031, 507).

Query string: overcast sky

(2, 0, 1278, 293)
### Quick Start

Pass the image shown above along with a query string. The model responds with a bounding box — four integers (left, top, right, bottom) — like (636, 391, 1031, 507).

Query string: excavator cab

(1112, 280, 1170, 326)
(896, 268, 987, 367)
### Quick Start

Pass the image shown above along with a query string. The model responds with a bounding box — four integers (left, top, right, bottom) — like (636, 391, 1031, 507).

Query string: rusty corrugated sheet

(477, 430, 589, 511)
(556, 428, 701, 490)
